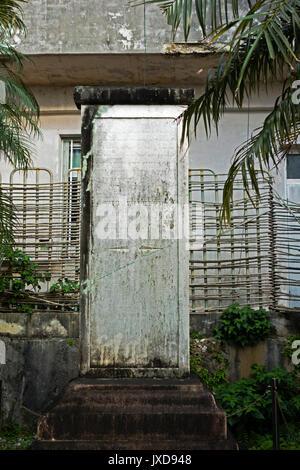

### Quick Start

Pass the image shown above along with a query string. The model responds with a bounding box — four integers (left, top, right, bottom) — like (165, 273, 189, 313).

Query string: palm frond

(0, 0, 26, 34)
(0, 60, 40, 169)
(221, 69, 300, 224)
(0, 1, 39, 246)
(0, 189, 15, 248)
(175, 1, 300, 223)
(133, 0, 300, 225)
(129, 0, 242, 39)
(0, 123, 35, 168)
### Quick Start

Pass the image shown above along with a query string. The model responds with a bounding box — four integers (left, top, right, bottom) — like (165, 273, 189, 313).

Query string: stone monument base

(32, 377, 237, 450)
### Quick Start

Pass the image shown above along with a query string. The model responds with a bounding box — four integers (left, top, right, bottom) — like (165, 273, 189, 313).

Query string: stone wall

(191, 311, 300, 381)
(0, 312, 79, 428)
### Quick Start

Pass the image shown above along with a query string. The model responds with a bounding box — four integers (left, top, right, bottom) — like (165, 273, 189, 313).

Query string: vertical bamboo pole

(200, 170, 208, 312)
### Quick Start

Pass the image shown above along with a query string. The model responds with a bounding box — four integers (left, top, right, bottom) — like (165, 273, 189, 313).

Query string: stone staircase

(32, 377, 237, 450)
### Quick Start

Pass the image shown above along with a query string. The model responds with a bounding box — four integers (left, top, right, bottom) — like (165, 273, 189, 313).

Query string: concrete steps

(33, 378, 238, 450)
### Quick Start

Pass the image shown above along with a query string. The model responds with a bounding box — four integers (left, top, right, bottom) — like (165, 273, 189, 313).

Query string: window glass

(286, 153, 300, 307)
(62, 138, 81, 180)
(287, 153, 300, 179)
(72, 142, 81, 169)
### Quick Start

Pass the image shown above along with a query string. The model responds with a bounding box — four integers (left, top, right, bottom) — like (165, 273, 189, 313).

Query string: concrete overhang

(19, 51, 220, 87)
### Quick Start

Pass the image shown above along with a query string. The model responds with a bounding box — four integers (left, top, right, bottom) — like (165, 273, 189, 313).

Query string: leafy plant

(0, 422, 35, 450)
(214, 302, 274, 347)
(190, 336, 228, 388)
(190, 330, 205, 340)
(283, 334, 300, 372)
(49, 278, 79, 294)
(214, 364, 300, 433)
(238, 424, 300, 450)
(195, 365, 227, 389)
(0, 247, 51, 313)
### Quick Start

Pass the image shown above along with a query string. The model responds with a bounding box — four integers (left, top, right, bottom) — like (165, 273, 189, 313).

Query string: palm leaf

(0, 0, 26, 33)
(221, 70, 300, 224)
(131, 1, 300, 224)
(183, 0, 193, 41)
(129, 0, 241, 38)
(0, 1, 39, 247)
(0, 188, 16, 261)
(177, 1, 300, 223)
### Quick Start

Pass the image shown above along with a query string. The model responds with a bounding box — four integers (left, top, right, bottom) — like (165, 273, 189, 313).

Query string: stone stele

(76, 87, 194, 378)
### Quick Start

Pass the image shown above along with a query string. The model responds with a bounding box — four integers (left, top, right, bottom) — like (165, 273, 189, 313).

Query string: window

(62, 138, 81, 180)
(286, 153, 300, 202)
(286, 153, 300, 307)
(61, 138, 81, 249)
(287, 153, 300, 180)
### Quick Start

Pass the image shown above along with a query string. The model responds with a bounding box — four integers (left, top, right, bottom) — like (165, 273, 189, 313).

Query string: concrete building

(0, 1, 299, 427)
(0, 0, 286, 187)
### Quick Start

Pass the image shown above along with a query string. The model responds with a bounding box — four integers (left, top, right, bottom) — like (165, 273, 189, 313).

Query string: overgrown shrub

(214, 302, 274, 347)
(214, 364, 300, 435)
(238, 424, 300, 450)
(0, 248, 51, 313)
(190, 336, 228, 389)
(0, 423, 35, 450)
(49, 278, 79, 294)
(283, 334, 300, 372)
(0, 248, 80, 313)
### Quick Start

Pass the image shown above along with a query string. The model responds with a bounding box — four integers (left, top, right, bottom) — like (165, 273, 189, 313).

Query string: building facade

(0, 1, 299, 425)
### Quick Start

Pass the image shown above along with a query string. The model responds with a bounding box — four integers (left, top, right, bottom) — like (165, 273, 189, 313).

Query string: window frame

(60, 135, 81, 181)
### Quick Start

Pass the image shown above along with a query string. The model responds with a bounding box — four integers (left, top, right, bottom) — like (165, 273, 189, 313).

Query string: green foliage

(0, 0, 40, 249)
(190, 344, 202, 371)
(190, 337, 228, 389)
(0, 422, 35, 450)
(214, 364, 300, 433)
(238, 424, 300, 450)
(190, 330, 205, 340)
(214, 302, 273, 347)
(0, 248, 80, 313)
(0, 247, 51, 313)
(130, 0, 241, 40)
(195, 365, 227, 389)
(283, 334, 300, 372)
(49, 278, 79, 294)
(283, 334, 300, 357)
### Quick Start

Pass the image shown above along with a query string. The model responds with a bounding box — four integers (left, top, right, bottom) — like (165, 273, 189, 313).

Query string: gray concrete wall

(20, 1, 169, 54)
(0, 313, 79, 428)
(19, 0, 250, 55)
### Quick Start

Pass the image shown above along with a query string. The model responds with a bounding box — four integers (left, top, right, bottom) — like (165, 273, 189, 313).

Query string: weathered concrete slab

(0, 312, 79, 338)
(80, 87, 192, 377)
(74, 86, 194, 108)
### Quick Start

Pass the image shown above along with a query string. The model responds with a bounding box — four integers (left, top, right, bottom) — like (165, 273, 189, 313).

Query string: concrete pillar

(75, 87, 194, 378)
